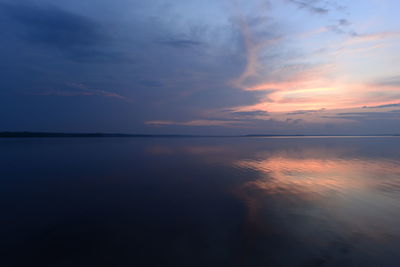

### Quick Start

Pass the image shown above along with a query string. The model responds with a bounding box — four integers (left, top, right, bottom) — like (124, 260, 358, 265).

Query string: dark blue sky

(1, 0, 400, 134)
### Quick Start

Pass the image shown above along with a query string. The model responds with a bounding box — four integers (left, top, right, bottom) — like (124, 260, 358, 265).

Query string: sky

(1, 0, 400, 135)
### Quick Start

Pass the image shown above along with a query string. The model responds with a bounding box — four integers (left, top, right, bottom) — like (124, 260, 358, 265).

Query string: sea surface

(1, 137, 400, 267)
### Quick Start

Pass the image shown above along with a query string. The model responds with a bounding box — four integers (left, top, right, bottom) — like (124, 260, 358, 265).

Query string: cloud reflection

(236, 155, 400, 197)
(231, 145, 400, 265)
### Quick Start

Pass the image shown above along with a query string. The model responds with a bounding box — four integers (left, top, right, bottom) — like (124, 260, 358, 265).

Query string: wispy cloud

(230, 8, 282, 90)
(32, 83, 131, 102)
(326, 18, 357, 36)
(372, 76, 400, 87)
(231, 110, 269, 116)
(347, 31, 400, 45)
(285, 0, 332, 14)
(323, 110, 400, 121)
(363, 103, 400, 109)
(156, 38, 202, 48)
(2, 0, 400, 134)
(146, 119, 246, 127)
(286, 108, 325, 115)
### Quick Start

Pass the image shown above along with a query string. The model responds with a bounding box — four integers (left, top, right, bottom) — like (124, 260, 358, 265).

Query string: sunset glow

(2, 0, 400, 134)
(3, 1, 400, 265)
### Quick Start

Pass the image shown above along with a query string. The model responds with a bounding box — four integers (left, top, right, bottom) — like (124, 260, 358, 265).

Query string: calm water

(1, 137, 400, 267)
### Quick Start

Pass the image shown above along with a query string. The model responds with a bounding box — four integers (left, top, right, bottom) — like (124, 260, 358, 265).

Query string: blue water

(1, 137, 400, 266)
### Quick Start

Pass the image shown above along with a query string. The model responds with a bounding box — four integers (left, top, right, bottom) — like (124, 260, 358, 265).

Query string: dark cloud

(363, 103, 400, 109)
(286, 108, 325, 115)
(326, 25, 345, 35)
(0, 0, 254, 133)
(286, 118, 303, 124)
(31, 89, 128, 101)
(325, 112, 400, 121)
(286, 0, 330, 14)
(338, 19, 350, 26)
(156, 38, 202, 48)
(27, 81, 131, 102)
(0, 2, 107, 58)
(231, 110, 269, 116)
(337, 112, 380, 116)
(372, 76, 400, 87)
(326, 18, 358, 36)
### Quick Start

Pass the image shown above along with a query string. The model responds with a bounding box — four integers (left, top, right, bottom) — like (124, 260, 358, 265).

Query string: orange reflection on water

(234, 153, 400, 262)
(236, 156, 400, 196)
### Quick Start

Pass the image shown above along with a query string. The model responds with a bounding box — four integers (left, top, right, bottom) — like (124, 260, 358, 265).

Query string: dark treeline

(0, 132, 224, 138)
(1, 132, 400, 138)
(0, 132, 145, 138)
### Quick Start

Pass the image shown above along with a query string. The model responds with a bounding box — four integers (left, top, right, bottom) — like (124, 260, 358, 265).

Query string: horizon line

(1, 131, 400, 138)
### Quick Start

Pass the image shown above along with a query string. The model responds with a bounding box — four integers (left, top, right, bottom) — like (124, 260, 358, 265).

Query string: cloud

(146, 119, 245, 127)
(285, 118, 303, 124)
(32, 89, 129, 100)
(337, 112, 380, 116)
(326, 18, 357, 36)
(0, 2, 107, 59)
(1, 0, 399, 135)
(286, 0, 330, 14)
(338, 19, 350, 26)
(286, 108, 325, 115)
(372, 76, 400, 87)
(228, 62, 343, 114)
(346, 32, 400, 46)
(242, 63, 334, 91)
(156, 38, 202, 48)
(231, 110, 269, 116)
(362, 103, 400, 109)
(31, 83, 131, 102)
(323, 109, 400, 121)
(230, 9, 283, 90)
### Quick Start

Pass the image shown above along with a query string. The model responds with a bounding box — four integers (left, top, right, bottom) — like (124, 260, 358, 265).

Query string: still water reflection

(1, 137, 400, 266)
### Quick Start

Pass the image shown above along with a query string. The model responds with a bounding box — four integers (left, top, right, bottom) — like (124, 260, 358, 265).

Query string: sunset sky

(1, 0, 400, 134)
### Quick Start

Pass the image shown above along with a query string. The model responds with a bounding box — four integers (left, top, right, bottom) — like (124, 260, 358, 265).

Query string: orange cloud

(227, 14, 400, 119)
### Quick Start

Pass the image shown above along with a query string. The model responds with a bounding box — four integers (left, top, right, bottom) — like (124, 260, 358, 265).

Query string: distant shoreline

(0, 132, 399, 138)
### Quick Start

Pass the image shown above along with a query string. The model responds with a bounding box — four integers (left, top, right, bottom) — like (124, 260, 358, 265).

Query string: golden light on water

(236, 156, 400, 196)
